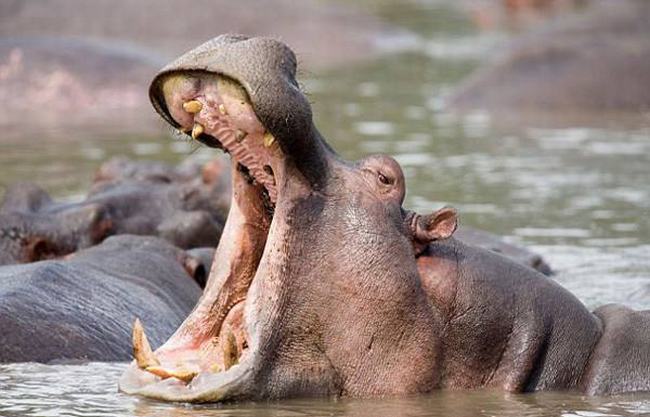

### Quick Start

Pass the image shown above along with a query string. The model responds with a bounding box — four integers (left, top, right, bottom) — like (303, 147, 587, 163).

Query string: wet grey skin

(0, 235, 206, 362)
(119, 35, 650, 402)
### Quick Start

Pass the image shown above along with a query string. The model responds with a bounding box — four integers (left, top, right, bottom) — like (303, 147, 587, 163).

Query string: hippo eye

(378, 172, 392, 186)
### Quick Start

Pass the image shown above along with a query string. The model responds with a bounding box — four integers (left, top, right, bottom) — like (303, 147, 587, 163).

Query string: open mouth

(119, 71, 282, 401)
(164, 71, 280, 210)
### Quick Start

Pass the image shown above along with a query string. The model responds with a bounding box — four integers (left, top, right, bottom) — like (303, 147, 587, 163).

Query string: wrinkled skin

(0, 235, 208, 362)
(0, 157, 228, 269)
(120, 35, 650, 402)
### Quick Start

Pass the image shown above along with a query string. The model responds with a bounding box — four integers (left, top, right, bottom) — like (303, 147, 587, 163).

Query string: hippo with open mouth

(119, 35, 650, 401)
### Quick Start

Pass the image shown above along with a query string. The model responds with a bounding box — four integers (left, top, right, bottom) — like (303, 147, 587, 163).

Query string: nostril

(193, 265, 207, 288)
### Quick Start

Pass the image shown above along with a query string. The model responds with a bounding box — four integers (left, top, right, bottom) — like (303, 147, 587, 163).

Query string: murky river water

(1, 1, 649, 416)
(3, 363, 650, 417)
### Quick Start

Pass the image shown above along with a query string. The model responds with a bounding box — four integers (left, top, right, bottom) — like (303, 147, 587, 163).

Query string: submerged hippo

(0, 38, 162, 129)
(0, 235, 207, 362)
(0, 157, 228, 266)
(448, 0, 650, 124)
(120, 35, 650, 401)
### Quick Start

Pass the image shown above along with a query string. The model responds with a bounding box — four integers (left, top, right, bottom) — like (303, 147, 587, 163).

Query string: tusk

(222, 331, 239, 371)
(182, 100, 203, 114)
(132, 318, 160, 369)
(192, 123, 204, 140)
(263, 132, 275, 148)
(145, 366, 197, 383)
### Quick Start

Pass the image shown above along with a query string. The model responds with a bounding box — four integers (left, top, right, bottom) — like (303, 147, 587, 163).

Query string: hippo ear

(24, 236, 56, 262)
(415, 207, 458, 243)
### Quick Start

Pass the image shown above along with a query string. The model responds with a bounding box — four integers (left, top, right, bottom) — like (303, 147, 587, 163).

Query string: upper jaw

(121, 35, 332, 402)
(148, 35, 330, 188)
(159, 70, 282, 205)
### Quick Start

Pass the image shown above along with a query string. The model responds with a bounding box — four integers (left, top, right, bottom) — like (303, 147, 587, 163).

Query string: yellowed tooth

(235, 129, 247, 142)
(145, 366, 197, 383)
(218, 103, 227, 116)
(182, 100, 203, 114)
(132, 318, 160, 369)
(191, 123, 204, 140)
(263, 132, 275, 148)
(222, 331, 239, 371)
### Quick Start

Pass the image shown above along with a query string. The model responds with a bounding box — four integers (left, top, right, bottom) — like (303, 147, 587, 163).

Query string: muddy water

(2, 363, 650, 417)
(1, 1, 650, 416)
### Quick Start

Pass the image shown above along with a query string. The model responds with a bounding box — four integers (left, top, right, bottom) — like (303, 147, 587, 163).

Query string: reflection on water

(2, 362, 650, 417)
(0, 126, 195, 199)
(0, 0, 649, 415)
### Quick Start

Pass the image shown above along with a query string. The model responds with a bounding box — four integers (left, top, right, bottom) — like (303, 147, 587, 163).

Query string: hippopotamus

(448, 0, 650, 124)
(0, 235, 208, 362)
(0, 38, 163, 129)
(0, 156, 228, 266)
(120, 35, 650, 401)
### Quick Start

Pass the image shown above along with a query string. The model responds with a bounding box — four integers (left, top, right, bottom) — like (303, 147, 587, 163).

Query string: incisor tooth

(132, 318, 160, 369)
(222, 331, 239, 371)
(192, 123, 204, 140)
(145, 366, 197, 383)
(263, 132, 275, 148)
(182, 100, 203, 114)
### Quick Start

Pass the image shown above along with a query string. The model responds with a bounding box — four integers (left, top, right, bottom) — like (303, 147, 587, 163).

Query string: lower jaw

(118, 352, 254, 403)
(128, 296, 256, 396)
(119, 161, 276, 400)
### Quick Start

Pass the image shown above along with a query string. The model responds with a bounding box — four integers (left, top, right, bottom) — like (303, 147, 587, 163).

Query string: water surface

(2, 363, 650, 417)
(0, 1, 649, 415)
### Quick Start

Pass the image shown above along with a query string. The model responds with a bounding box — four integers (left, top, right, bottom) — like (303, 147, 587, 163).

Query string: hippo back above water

(0, 235, 206, 362)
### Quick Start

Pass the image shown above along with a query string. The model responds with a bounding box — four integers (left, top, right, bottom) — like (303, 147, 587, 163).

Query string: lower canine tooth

(192, 123, 204, 140)
(182, 100, 203, 114)
(222, 331, 239, 371)
(263, 132, 275, 148)
(132, 318, 160, 369)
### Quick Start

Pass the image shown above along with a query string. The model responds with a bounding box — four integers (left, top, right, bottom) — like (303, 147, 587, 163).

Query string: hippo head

(119, 35, 457, 402)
